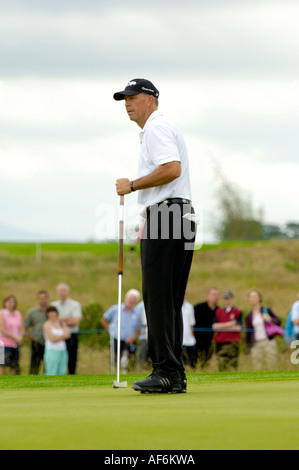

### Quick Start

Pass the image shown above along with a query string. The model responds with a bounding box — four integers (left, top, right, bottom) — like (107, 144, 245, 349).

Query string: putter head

(113, 380, 128, 388)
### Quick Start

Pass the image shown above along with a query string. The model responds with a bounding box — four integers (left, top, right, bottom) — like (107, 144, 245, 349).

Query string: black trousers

(141, 200, 195, 382)
(66, 334, 78, 375)
(113, 338, 136, 356)
(29, 341, 45, 375)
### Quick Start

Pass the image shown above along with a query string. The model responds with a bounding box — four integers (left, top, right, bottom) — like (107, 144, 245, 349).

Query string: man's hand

(125, 335, 135, 346)
(116, 178, 131, 195)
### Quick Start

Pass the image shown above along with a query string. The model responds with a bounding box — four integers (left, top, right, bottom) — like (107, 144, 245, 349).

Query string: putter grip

(118, 196, 124, 275)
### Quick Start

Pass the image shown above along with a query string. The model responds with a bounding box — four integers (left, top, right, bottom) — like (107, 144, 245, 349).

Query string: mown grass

(1, 371, 299, 450)
(0, 242, 120, 256)
(1, 370, 299, 390)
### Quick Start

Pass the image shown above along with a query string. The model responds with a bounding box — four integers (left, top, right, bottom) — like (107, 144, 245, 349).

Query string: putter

(113, 195, 128, 389)
(110, 334, 115, 374)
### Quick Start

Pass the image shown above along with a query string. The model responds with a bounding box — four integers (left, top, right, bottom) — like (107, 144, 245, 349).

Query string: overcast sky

(0, 0, 298, 242)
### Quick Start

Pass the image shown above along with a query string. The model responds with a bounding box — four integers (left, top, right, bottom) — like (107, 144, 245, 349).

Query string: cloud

(0, 1, 298, 79)
(1, 76, 298, 240)
(0, 0, 298, 241)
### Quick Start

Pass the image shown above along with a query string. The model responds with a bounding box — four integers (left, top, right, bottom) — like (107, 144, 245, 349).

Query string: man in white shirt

(52, 283, 82, 374)
(291, 297, 299, 339)
(114, 78, 196, 393)
(182, 297, 196, 368)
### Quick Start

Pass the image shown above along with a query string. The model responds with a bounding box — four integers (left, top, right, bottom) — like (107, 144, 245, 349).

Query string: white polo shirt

(182, 301, 196, 346)
(51, 298, 82, 333)
(291, 300, 299, 335)
(137, 110, 192, 211)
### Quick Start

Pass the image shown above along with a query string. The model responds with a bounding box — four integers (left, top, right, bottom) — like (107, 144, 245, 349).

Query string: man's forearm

(63, 317, 81, 327)
(116, 161, 181, 195)
(133, 161, 181, 190)
(101, 317, 110, 331)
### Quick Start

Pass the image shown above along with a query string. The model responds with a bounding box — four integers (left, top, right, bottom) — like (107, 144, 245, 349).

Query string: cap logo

(127, 81, 137, 86)
(142, 86, 154, 93)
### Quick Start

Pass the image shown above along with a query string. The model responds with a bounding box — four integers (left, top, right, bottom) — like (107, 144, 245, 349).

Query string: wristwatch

(130, 181, 135, 192)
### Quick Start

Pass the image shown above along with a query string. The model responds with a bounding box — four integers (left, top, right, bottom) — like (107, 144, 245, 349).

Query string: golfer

(114, 78, 195, 393)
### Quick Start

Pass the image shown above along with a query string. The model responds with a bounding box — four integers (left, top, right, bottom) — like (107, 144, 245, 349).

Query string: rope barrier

(26, 327, 255, 337)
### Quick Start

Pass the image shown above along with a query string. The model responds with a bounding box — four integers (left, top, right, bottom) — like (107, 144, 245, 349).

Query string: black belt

(147, 198, 192, 211)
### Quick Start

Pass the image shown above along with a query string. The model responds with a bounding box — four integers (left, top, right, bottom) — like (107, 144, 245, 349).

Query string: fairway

(1, 371, 299, 450)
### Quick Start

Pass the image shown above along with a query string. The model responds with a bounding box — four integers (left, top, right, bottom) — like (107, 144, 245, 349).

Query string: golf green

(1, 371, 298, 450)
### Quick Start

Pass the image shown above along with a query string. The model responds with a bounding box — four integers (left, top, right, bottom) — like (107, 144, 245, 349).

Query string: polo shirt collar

(139, 110, 163, 142)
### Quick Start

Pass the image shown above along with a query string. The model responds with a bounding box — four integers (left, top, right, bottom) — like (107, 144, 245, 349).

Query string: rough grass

(1, 239, 299, 375)
(1, 239, 298, 316)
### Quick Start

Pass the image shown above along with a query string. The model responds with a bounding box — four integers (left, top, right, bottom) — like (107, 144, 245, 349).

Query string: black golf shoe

(132, 374, 184, 394)
(181, 377, 187, 393)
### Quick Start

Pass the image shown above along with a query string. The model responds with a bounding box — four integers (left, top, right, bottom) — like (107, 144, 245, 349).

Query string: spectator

(135, 300, 149, 370)
(24, 290, 49, 375)
(51, 283, 83, 375)
(284, 313, 297, 346)
(182, 294, 196, 368)
(101, 289, 141, 373)
(194, 287, 220, 368)
(212, 290, 242, 371)
(0, 295, 24, 375)
(245, 289, 282, 370)
(290, 292, 299, 341)
(43, 306, 71, 376)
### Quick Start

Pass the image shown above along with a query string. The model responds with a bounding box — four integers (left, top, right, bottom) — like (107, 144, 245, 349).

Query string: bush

(80, 303, 109, 348)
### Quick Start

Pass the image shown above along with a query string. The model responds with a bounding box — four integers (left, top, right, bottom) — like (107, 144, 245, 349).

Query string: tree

(262, 224, 286, 239)
(285, 222, 299, 238)
(263, 222, 299, 240)
(213, 165, 264, 241)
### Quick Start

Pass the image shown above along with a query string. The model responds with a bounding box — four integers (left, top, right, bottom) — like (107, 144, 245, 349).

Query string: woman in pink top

(0, 295, 24, 375)
(245, 289, 281, 370)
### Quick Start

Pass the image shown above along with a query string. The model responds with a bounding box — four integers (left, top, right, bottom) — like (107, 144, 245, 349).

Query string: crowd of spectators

(0, 284, 298, 375)
(186, 287, 297, 372)
(0, 283, 82, 376)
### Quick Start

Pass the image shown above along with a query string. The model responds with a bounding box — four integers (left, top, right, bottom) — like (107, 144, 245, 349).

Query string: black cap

(113, 78, 159, 101)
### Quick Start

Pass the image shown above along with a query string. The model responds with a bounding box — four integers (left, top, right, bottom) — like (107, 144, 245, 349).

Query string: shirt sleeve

(24, 311, 32, 328)
(190, 307, 196, 327)
(213, 307, 220, 324)
(135, 310, 143, 330)
(148, 122, 181, 166)
(291, 302, 299, 321)
(103, 305, 117, 323)
(72, 301, 83, 319)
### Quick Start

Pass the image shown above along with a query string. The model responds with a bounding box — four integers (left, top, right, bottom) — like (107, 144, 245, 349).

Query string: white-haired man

(52, 283, 82, 374)
(101, 289, 141, 373)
